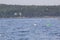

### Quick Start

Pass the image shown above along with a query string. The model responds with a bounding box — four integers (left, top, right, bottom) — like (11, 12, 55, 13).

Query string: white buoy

(33, 23, 37, 26)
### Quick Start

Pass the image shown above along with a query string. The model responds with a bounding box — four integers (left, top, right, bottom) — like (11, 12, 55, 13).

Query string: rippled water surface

(0, 18, 60, 40)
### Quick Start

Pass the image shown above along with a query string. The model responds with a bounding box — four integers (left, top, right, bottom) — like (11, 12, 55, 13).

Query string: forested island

(0, 4, 60, 18)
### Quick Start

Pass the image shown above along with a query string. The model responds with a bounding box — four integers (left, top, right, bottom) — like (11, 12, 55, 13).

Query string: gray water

(0, 18, 60, 40)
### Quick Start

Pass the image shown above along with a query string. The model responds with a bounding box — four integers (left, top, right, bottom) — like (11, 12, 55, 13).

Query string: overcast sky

(0, 0, 60, 5)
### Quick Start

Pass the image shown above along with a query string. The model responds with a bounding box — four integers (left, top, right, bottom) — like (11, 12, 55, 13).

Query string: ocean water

(0, 18, 60, 40)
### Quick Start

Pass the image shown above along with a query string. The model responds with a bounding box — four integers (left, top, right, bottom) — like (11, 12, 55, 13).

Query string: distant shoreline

(0, 16, 60, 18)
(0, 4, 60, 18)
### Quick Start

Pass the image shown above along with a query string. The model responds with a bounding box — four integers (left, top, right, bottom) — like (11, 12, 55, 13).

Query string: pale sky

(0, 0, 60, 5)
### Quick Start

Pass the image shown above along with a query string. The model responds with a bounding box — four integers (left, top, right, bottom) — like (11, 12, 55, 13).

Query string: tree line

(0, 4, 60, 18)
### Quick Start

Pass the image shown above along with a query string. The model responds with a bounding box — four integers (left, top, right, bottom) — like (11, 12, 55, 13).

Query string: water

(0, 18, 60, 40)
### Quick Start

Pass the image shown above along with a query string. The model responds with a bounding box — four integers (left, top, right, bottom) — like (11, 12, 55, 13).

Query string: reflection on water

(0, 18, 60, 40)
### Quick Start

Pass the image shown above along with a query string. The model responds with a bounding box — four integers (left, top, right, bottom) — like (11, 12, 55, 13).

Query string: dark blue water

(0, 18, 60, 40)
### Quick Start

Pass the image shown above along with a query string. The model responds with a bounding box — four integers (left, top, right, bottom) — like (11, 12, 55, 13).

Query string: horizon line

(0, 3, 60, 6)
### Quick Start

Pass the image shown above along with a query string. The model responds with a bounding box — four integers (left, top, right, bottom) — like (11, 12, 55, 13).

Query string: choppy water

(0, 18, 60, 40)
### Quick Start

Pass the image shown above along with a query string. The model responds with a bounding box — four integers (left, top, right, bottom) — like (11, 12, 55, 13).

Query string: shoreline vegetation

(0, 16, 60, 19)
(0, 4, 60, 18)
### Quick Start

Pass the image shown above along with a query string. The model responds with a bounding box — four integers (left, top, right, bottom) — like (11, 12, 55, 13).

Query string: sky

(0, 0, 60, 5)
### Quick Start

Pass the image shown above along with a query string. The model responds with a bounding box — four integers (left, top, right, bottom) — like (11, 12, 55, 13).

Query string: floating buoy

(46, 23, 51, 27)
(33, 23, 37, 26)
